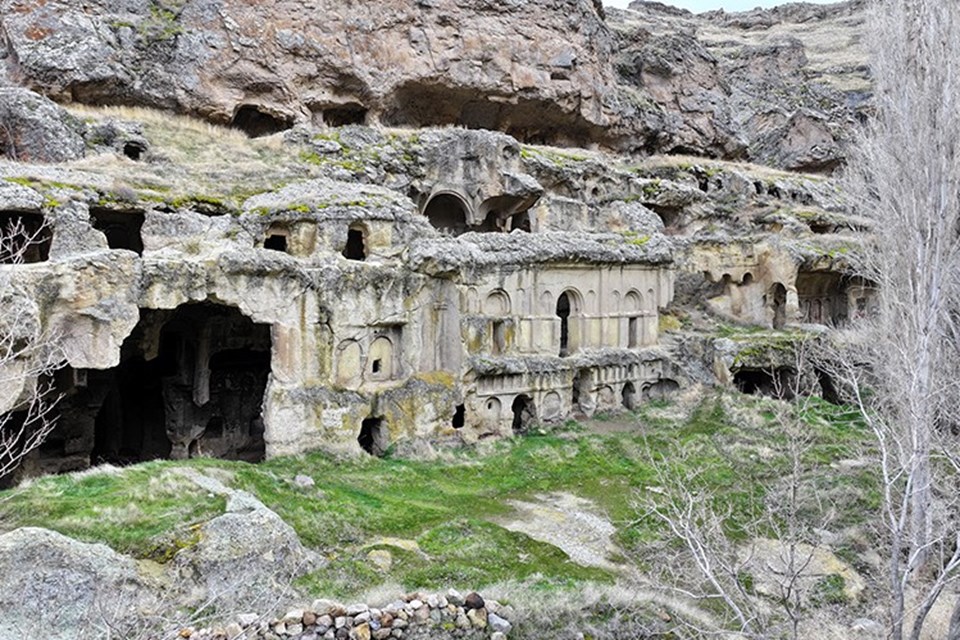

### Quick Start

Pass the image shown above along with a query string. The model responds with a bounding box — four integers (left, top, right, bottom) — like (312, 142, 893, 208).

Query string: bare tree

(0, 216, 62, 483)
(831, 1, 960, 638)
(634, 346, 832, 639)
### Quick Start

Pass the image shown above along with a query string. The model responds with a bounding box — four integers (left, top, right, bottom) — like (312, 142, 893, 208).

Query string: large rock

(172, 492, 311, 611)
(0, 88, 85, 162)
(0, 527, 151, 639)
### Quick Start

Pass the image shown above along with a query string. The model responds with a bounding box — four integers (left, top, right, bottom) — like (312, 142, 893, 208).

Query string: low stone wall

(177, 590, 514, 640)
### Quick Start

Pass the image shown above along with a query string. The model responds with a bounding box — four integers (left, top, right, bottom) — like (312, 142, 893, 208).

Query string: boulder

(0, 527, 151, 639)
(172, 496, 311, 611)
(0, 88, 85, 162)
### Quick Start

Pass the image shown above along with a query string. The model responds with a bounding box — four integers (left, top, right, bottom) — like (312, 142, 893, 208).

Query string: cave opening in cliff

(423, 194, 469, 236)
(90, 208, 145, 255)
(511, 395, 536, 434)
(231, 105, 292, 138)
(343, 225, 366, 260)
(264, 232, 289, 253)
(89, 303, 271, 466)
(0, 212, 52, 264)
(323, 104, 368, 127)
(452, 404, 465, 429)
(622, 382, 637, 410)
(123, 142, 145, 161)
(770, 282, 788, 329)
(796, 270, 849, 325)
(358, 417, 388, 456)
(733, 367, 795, 399)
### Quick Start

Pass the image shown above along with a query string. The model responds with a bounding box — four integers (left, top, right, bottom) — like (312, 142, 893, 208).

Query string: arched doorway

(622, 382, 637, 410)
(556, 290, 582, 356)
(511, 395, 536, 434)
(770, 283, 788, 329)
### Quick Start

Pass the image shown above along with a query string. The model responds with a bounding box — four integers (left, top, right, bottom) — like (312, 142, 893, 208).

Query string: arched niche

(556, 288, 584, 357)
(484, 290, 512, 316)
(367, 336, 395, 381)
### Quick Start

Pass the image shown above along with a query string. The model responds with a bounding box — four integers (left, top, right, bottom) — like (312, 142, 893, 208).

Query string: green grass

(0, 392, 877, 600)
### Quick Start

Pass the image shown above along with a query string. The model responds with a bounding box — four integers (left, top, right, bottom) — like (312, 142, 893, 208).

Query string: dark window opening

(123, 143, 144, 161)
(452, 404, 465, 429)
(324, 105, 368, 127)
(231, 105, 292, 138)
(511, 395, 536, 434)
(424, 194, 469, 236)
(264, 234, 288, 253)
(733, 368, 795, 399)
(628, 317, 639, 348)
(510, 211, 531, 232)
(622, 382, 637, 411)
(557, 292, 571, 357)
(0, 212, 52, 264)
(91, 209, 145, 255)
(343, 227, 366, 261)
(372, 359, 382, 374)
(754, 181, 765, 195)
(358, 417, 388, 456)
(742, 273, 754, 286)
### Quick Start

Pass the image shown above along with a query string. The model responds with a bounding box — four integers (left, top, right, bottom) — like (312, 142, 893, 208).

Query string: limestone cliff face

(0, 0, 869, 167)
(0, 0, 632, 146)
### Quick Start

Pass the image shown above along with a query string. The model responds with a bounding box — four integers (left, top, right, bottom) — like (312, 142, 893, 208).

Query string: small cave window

(0, 211, 52, 264)
(358, 417, 388, 457)
(808, 221, 834, 234)
(324, 105, 368, 127)
(628, 317, 639, 348)
(123, 143, 145, 161)
(231, 105, 292, 138)
(754, 181, 765, 195)
(648, 205, 680, 229)
(264, 233, 289, 253)
(343, 226, 366, 261)
(91, 209, 145, 255)
(372, 359, 382, 374)
(452, 404, 465, 429)
(742, 273, 754, 286)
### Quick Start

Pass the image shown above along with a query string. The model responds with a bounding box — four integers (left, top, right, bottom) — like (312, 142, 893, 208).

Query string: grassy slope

(0, 393, 876, 601)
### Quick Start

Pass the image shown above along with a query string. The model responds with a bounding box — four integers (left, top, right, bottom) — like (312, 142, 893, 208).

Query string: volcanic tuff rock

(0, 0, 870, 168)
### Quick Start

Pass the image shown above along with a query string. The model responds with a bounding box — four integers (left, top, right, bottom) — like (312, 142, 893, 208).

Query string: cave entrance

(90, 302, 271, 465)
(622, 382, 637, 410)
(733, 368, 795, 399)
(556, 291, 582, 356)
(90, 208, 144, 255)
(796, 271, 849, 325)
(323, 104, 368, 127)
(511, 394, 536, 434)
(0, 211, 51, 264)
(358, 417, 388, 456)
(770, 283, 788, 329)
(423, 194, 469, 236)
(231, 105, 292, 138)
